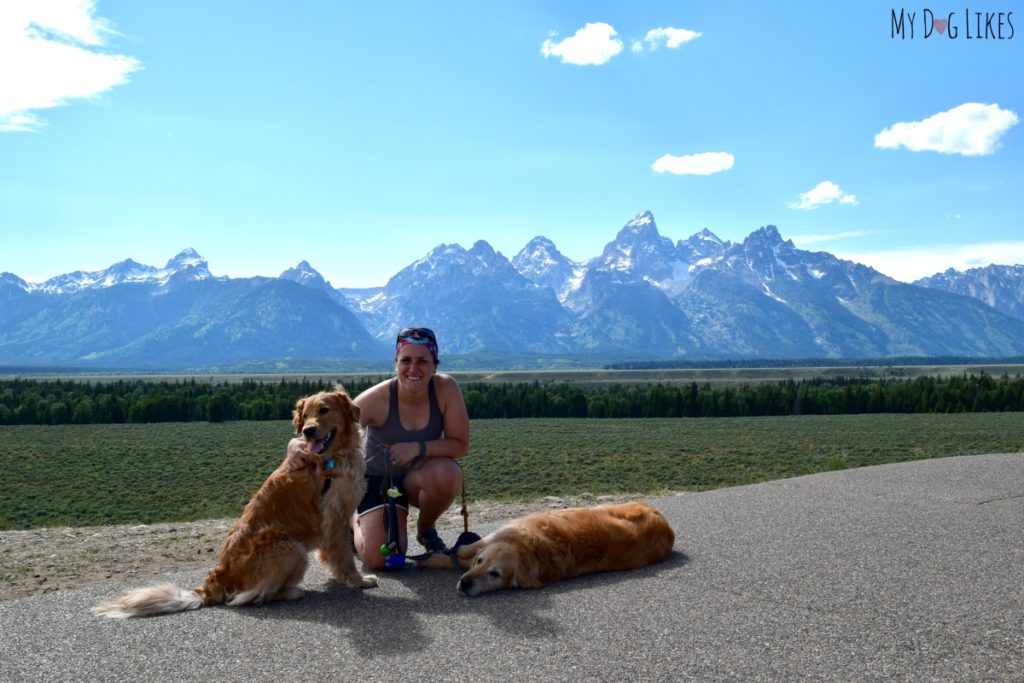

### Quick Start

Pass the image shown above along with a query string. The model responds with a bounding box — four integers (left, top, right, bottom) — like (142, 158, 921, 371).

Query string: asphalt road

(1, 453, 1021, 682)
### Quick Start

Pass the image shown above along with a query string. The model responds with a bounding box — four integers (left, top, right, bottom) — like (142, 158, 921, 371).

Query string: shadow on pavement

(235, 549, 689, 657)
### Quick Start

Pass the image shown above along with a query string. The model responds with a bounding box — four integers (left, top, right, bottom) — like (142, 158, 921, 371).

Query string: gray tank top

(364, 378, 444, 476)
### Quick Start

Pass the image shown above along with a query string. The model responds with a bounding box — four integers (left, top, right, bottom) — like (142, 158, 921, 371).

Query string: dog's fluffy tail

(92, 583, 205, 619)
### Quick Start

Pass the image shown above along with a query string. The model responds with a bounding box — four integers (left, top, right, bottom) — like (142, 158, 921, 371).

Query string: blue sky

(2, 1, 1022, 287)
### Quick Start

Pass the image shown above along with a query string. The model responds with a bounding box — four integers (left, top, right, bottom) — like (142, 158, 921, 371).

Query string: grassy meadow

(2, 413, 1023, 531)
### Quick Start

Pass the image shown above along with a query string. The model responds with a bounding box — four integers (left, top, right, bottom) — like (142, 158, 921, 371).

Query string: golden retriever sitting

(93, 387, 377, 618)
(418, 502, 675, 596)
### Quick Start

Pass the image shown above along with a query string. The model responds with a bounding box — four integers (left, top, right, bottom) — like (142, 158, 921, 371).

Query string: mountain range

(3, 213, 1024, 370)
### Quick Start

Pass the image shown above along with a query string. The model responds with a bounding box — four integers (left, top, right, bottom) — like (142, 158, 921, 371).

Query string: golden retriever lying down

(417, 502, 675, 596)
(93, 387, 377, 618)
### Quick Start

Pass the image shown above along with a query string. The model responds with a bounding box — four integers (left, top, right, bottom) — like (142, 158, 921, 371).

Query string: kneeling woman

(283, 327, 469, 570)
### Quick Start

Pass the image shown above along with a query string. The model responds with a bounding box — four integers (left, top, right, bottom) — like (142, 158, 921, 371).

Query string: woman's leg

(404, 458, 463, 539)
(352, 506, 408, 572)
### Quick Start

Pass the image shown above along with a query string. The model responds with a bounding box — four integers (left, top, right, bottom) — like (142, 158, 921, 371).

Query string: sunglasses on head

(396, 327, 437, 345)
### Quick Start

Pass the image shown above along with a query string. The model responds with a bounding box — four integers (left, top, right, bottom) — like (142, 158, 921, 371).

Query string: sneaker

(416, 528, 449, 554)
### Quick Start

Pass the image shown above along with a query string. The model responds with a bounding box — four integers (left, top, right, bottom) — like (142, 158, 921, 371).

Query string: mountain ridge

(4, 213, 1024, 369)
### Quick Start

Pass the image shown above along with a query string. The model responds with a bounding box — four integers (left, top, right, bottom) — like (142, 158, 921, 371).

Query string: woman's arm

(431, 374, 469, 460)
(353, 379, 389, 428)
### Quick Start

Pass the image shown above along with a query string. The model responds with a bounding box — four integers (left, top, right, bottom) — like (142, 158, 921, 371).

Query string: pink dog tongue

(312, 438, 326, 455)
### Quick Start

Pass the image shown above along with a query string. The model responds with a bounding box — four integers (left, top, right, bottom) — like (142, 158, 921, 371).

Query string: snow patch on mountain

(280, 260, 331, 289)
(23, 249, 216, 295)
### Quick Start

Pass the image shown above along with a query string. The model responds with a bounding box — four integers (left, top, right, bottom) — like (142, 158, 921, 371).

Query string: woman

(283, 327, 469, 571)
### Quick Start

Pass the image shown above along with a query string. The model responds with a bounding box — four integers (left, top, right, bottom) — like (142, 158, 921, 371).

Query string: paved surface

(1, 453, 1022, 682)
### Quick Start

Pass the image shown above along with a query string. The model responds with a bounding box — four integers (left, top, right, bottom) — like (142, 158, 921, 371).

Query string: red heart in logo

(933, 18, 948, 34)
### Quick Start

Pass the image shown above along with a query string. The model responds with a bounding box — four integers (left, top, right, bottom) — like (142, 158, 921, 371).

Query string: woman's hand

(280, 437, 311, 472)
(388, 441, 425, 469)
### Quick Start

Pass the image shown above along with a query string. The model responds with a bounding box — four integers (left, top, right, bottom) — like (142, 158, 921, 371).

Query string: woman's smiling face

(395, 343, 436, 391)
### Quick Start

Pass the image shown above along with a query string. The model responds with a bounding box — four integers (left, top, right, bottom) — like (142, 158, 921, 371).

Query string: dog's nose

(302, 425, 317, 439)
(457, 577, 472, 593)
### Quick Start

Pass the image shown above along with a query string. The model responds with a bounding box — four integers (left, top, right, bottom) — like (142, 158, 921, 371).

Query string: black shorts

(357, 474, 410, 515)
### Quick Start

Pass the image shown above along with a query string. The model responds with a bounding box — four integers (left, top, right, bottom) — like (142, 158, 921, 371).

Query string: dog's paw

(336, 572, 377, 589)
(276, 586, 305, 601)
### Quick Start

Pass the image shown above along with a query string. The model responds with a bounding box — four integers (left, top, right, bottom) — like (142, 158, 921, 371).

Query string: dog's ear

(292, 398, 306, 434)
(510, 559, 543, 589)
(452, 539, 484, 570)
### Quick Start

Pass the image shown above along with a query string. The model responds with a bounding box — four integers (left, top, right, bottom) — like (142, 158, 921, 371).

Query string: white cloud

(643, 27, 702, 50)
(652, 151, 734, 176)
(833, 241, 1024, 283)
(0, 112, 41, 133)
(541, 22, 623, 66)
(874, 103, 1019, 156)
(0, 0, 141, 133)
(789, 181, 858, 210)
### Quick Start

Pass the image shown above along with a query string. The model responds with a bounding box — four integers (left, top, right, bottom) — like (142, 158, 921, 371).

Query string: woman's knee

(353, 509, 407, 568)
(411, 458, 462, 492)
(359, 549, 388, 571)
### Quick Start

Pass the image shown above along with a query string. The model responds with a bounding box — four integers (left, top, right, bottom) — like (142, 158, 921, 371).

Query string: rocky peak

(280, 260, 331, 289)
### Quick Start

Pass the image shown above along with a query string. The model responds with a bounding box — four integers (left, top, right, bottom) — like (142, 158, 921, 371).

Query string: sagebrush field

(3, 413, 1022, 530)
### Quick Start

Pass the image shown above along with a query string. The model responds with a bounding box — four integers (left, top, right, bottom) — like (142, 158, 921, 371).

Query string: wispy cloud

(0, 0, 141, 133)
(652, 151, 734, 176)
(874, 103, 1019, 156)
(632, 26, 702, 52)
(833, 241, 1024, 283)
(789, 181, 857, 210)
(541, 22, 623, 66)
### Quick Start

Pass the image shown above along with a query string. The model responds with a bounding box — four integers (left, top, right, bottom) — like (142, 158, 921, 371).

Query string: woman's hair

(395, 327, 439, 365)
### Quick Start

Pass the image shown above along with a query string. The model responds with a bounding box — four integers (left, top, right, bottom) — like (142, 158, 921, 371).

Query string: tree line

(464, 373, 1024, 418)
(0, 377, 377, 426)
(605, 356, 1024, 370)
(1, 373, 1023, 425)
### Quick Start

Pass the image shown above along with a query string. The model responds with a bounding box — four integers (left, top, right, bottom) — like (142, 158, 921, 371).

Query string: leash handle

(378, 448, 406, 568)
(461, 478, 469, 534)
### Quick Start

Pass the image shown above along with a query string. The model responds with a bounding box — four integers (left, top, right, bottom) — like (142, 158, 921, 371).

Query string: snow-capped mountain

(672, 225, 1024, 358)
(279, 260, 331, 290)
(0, 251, 381, 369)
(589, 211, 688, 290)
(0, 272, 30, 293)
(19, 248, 217, 295)
(678, 227, 729, 265)
(561, 215, 701, 349)
(511, 236, 582, 301)
(4, 212, 1024, 370)
(566, 268, 704, 355)
(350, 211, 1024, 360)
(278, 260, 356, 309)
(358, 240, 572, 355)
(561, 211, 731, 299)
(915, 265, 1024, 322)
